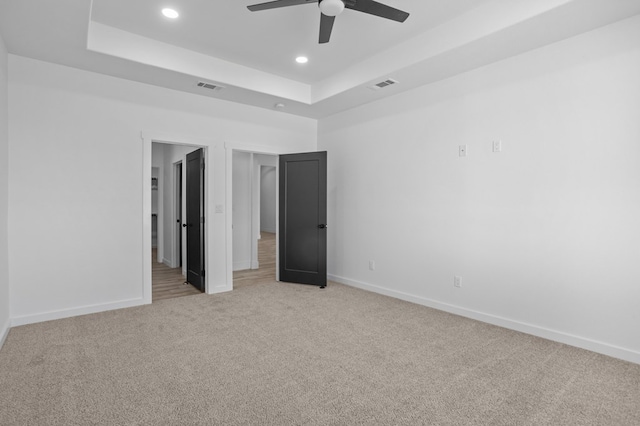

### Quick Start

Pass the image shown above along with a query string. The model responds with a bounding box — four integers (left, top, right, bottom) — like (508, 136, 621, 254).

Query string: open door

(279, 151, 327, 287)
(185, 148, 205, 291)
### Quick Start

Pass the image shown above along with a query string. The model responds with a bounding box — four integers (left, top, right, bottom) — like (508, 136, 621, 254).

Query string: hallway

(152, 232, 277, 300)
(151, 249, 201, 301)
(233, 232, 276, 289)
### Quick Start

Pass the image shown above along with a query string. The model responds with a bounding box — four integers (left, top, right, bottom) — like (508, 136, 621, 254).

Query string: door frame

(173, 160, 183, 269)
(142, 133, 212, 304)
(225, 142, 305, 289)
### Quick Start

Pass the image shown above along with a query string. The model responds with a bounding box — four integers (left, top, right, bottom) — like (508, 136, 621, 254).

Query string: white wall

(232, 151, 252, 271)
(319, 16, 640, 363)
(252, 154, 278, 268)
(260, 166, 277, 234)
(8, 55, 316, 323)
(0, 34, 10, 347)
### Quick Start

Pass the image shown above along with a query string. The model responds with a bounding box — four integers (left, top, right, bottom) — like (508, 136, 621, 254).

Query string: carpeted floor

(1, 280, 639, 425)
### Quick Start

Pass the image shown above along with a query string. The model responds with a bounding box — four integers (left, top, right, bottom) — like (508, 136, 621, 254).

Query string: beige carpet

(1, 280, 639, 425)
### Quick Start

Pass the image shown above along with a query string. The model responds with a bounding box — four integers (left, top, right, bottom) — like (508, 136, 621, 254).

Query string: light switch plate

(454, 276, 462, 288)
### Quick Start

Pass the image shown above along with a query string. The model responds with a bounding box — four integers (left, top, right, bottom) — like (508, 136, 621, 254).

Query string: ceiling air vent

(197, 81, 224, 91)
(368, 78, 398, 91)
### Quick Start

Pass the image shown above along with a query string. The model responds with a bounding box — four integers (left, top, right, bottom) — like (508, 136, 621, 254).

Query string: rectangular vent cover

(368, 78, 398, 91)
(197, 81, 224, 91)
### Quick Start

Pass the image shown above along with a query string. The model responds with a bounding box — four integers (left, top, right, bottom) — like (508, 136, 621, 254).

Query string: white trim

(0, 318, 10, 350)
(10, 298, 145, 327)
(224, 141, 289, 155)
(172, 160, 183, 269)
(250, 153, 258, 270)
(142, 131, 215, 148)
(329, 274, 640, 365)
(142, 135, 153, 304)
(233, 260, 252, 271)
(225, 146, 234, 289)
(155, 164, 164, 262)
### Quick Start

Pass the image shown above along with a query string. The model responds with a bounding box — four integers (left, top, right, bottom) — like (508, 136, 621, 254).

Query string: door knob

(318, 224, 326, 229)
(182, 223, 188, 228)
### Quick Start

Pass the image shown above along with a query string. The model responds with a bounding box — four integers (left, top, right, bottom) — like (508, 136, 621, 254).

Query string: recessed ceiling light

(162, 8, 179, 19)
(295, 56, 308, 64)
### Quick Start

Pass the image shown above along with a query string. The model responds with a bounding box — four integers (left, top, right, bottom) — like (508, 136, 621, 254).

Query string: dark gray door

(185, 148, 205, 291)
(279, 151, 327, 287)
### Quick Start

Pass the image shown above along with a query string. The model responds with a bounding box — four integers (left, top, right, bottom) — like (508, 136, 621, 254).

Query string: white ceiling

(1, 0, 640, 118)
(90, 0, 483, 84)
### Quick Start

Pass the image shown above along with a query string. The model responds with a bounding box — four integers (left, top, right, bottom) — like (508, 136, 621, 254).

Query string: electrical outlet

(454, 276, 462, 288)
(459, 145, 467, 157)
(492, 140, 502, 152)
(369, 260, 375, 271)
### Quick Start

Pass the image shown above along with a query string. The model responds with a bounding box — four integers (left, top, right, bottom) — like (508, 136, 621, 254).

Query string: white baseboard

(162, 258, 173, 268)
(0, 317, 10, 350)
(207, 284, 233, 295)
(329, 274, 640, 365)
(10, 298, 146, 327)
(233, 260, 252, 271)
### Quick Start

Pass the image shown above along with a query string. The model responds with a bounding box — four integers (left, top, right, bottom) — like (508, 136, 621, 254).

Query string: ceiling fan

(246, 0, 410, 44)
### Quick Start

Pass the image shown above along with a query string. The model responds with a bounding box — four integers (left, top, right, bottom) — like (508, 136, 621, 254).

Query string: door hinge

(201, 159, 205, 170)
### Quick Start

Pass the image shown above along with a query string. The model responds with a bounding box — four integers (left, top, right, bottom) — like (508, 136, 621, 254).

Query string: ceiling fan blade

(247, 0, 316, 12)
(345, 0, 409, 22)
(319, 13, 336, 44)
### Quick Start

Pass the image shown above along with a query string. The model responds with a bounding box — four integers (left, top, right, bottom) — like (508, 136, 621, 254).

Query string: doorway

(226, 146, 327, 290)
(232, 152, 278, 287)
(150, 142, 206, 301)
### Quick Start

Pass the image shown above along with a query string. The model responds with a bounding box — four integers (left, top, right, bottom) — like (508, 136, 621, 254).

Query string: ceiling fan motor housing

(319, 0, 345, 17)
